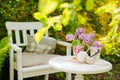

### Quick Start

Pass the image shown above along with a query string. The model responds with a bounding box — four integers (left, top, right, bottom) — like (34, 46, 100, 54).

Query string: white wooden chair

(6, 22, 72, 80)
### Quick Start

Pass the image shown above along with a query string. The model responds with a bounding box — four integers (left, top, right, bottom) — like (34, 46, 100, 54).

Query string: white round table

(49, 56, 112, 80)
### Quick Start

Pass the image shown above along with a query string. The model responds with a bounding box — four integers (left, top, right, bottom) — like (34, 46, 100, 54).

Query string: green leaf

(0, 36, 10, 49)
(72, 39, 81, 46)
(70, 10, 76, 21)
(0, 45, 9, 55)
(77, 14, 86, 24)
(86, 0, 94, 11)
(109, 20, 119, 27)
(0, 44, 9, 71)
(101, 25, 118, 42)
(117, 33, 120, 43)
(61, 8, 71, 26)
(53, 23, 62, 31)
(108, 25, 118, 38)
(48, 16, 61, 26)
(112, 13, 120, 21)
(95, 7, 105, 15)
(97, 0, 104, 2)
(104, 1, 117, 13)
(34, 25, 50, 43)
(76, 5, 82, 11)
(95, 1, 117, 15)
(109, 13, 120, 26)
(38, 0, 59, 15)
(33, 12, 47, 23)
(73, 0, 81, 6)
(59, 3, 71, 8)
(104, 43, 113, 55)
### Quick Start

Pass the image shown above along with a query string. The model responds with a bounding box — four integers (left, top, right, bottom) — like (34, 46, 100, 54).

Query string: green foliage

(86, 0, 95, 11)
(100, 26, 120, 56)
(95, 1, 120, 27)
(96, 0, 120, 56)
(0, 28, 7, 40)
(0, 36, 9, 71)
(34, 0, 88, 42)
(95, 1, 117, 15)
(0, 0, 38, 27)
(0, 35, 9, 49)
(49, 72, 66, 80)
(110, 13, 120, 26)
(0, 45, 9, 71)
(38, 0, 59, 15)
(61, 8, 71, 26)
(33, 0, 61, 42)
(33, 12, 48, 23)
(48, 0, 110, 40)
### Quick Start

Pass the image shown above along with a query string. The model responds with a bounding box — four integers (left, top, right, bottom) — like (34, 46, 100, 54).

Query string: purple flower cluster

(89, 41, 103, 57)
(76, 28, 94, 44)
(66, 28, 94, 44)
(75, 28, 85, 35)
(66, 27, 103, 54)
(92, 41, 103, 51)
(66, 34, 75, 41)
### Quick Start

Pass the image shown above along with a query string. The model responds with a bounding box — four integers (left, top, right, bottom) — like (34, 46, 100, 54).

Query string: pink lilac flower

(66, 34, 75, 41)
(75, 28, 85, 36)
(73, 45, 84, 55)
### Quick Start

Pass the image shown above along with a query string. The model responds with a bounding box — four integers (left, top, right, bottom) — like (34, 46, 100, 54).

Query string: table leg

(75, 74, 84, 80)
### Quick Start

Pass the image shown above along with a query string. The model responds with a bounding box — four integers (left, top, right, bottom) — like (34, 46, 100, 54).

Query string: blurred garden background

(0, 0, 120, 80)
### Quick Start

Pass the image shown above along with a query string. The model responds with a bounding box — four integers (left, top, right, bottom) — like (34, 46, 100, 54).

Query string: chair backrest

(6, 22, 47, 46)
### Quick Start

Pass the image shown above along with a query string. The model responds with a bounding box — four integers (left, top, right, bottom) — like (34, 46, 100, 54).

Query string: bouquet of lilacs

(66, 28, 103, 64)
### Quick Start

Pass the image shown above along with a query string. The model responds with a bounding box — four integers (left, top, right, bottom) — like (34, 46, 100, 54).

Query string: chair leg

(17, 69, 23, 80)
(10, 64, 14, 80)
(10, 52, 14, 80)
(66, 73, 72, 80)
(18, 73, 23, 80)
(45, 74, 49, 80)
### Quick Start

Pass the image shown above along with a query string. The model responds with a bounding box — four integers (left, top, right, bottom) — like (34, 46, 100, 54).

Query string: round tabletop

(49, 56, 112, 74)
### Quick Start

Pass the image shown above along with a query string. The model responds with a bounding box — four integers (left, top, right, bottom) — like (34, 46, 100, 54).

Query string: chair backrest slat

(29, 30, 35, 35)
(22, 30, 27, 45)
(6, 22, 43, 46)
(8, 30, 13, 44)
(15, 29, 20, 45)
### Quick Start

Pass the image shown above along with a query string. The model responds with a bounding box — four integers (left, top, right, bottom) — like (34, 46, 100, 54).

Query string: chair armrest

(9, 43, 22, 53)
(57, 41, 72, 47)
(9, 43, 23, 69)
(57, 41, 72, 56)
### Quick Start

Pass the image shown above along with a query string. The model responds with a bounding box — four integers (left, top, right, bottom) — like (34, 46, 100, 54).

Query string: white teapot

(77, 51, 88, 63)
